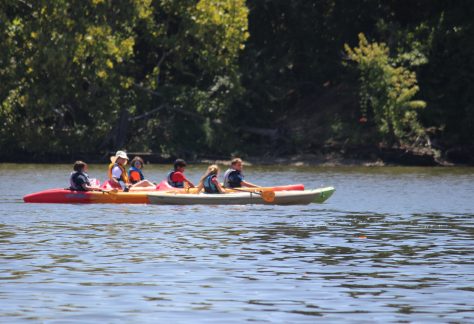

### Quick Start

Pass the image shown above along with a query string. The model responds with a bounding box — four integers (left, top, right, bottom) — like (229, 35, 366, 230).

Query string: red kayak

(23, 188, 152, 204)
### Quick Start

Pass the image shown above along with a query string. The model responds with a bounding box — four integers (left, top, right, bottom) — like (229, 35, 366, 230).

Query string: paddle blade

(261, 190, 275, 203)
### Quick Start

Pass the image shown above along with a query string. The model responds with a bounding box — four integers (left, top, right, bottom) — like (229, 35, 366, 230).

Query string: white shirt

(112, 165, 123, 179)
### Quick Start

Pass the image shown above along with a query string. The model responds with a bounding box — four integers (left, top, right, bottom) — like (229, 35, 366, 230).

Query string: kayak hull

(23, 189, 149, 204)
(23, 183, 308, 204)
(148, 187, 335, 205)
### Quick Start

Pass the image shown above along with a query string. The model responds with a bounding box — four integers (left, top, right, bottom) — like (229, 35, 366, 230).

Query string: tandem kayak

(23, 183, 307, 204)
(147, 187, 335, 205)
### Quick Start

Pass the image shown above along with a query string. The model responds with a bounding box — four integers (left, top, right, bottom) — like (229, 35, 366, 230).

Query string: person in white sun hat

(107, 150, 132, 191)
(107, 150, 156, 191)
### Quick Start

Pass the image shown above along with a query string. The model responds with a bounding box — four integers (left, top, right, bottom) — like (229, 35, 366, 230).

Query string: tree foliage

(1, 0, 473, 161)
(0, 0, 248, 157)
(237, 0, 473, 155)
(345, 33, 426, 146)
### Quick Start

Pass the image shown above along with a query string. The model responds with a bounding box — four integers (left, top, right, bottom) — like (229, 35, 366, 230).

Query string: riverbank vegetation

(1, 1, 473, 165)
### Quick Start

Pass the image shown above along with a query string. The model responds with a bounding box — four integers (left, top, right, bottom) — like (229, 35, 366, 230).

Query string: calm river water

(1, 164, 474, 323)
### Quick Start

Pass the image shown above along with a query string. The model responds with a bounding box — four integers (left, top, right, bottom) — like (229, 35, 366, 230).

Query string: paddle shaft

(230, 187, 275, 202)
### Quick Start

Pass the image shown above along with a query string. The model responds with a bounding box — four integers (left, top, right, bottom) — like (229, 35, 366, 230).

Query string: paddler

(223, 158, 259, 189)
(167, 159, 195, 188)
(127, 156, 155, 188)
(196, 164, 225, 194)
(108, 150, 132, 191)
(69, 161, 101, 191)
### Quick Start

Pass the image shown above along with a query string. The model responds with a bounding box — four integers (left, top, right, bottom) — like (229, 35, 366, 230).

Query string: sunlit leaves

(194, 0, 249, 66)
(0, 0, 249, 155)
(345, 33, 426, 145)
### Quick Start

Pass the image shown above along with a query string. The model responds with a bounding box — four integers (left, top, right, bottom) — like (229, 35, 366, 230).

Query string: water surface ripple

(1, 164, 473, 322)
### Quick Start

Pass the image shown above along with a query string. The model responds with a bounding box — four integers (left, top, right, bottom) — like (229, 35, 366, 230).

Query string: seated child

(128, 156, 155, 189)
(196, 164, 225, 194)
(70, 161, 101, 191)
(167, 159, 195, 188)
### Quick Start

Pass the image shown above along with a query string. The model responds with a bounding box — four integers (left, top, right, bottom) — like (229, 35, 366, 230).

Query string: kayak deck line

(156, 181, 305, 193)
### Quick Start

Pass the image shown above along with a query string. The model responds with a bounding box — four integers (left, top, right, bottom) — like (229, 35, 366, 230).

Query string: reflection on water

(0, 164, 473, 322)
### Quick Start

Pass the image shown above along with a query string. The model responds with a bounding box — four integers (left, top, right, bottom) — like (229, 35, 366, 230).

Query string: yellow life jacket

(108, 163, 129, 184)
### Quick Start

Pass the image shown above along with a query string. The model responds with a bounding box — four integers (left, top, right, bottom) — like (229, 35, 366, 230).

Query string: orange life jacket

(108, 163, 129, 184)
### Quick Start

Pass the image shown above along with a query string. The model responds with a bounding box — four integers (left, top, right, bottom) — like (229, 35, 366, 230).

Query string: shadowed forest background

(1, 0, 473, 164)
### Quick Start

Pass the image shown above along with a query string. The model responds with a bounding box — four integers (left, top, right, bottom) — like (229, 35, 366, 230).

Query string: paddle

(231, 187, 275, 203)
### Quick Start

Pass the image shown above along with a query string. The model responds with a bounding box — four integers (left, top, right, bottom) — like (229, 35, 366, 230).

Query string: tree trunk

(114, 106, 130, 149)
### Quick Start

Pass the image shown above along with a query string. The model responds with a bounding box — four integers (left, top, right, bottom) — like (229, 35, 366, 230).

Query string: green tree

(0, 0, 249, 158)
(344, 33, 426, 146)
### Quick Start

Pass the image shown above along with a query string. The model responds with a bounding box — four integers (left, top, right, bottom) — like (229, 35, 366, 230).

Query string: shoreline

(2, 148, 473, 167)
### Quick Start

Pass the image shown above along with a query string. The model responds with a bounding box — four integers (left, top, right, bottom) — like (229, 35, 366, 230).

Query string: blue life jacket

(167, 171, 184, 188)
(204, 174, 219, 193)
(69, 171, 90, 191)
(128, 166, 144, 184)
(223, 169, 243, 188)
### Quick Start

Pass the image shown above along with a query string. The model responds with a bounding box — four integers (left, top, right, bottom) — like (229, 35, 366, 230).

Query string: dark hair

(73, 160, 87, 172)
(231, 157, 242, 166)
(131, 156, 144, 168)
(174, 158, 187, 170)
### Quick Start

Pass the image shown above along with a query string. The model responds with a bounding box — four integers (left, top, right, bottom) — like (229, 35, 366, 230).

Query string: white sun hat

(110, 150, 129, 163)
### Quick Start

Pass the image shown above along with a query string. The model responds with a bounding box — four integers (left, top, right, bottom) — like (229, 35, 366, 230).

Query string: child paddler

(223, 158, 259, 189)
(167, 159, 195, 188)
(69, 161, 101, 191)
(196, 164, 225, 194)
(128, 156, 155, 188)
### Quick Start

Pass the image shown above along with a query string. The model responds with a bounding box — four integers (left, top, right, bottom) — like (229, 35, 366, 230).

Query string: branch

(239, 126, 280, 140)
(129, 104, 168, 121)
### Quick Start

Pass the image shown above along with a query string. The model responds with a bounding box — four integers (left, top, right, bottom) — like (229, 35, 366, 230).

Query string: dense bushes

(345, 33, 426, 146)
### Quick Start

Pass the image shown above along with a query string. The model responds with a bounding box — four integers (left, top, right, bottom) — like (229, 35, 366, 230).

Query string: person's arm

(110, 166, 121, 186)
(229, 171, 258, 188)
(195, 182, 204, 193)
(121, 181, 131, 191)
(113, 178, 130, 191)
(241, 180, 259, 188)
(211, 177, 225, 193)
(76, 174, 101, 191)
(81, 183, 102, 191)
(183, 176, 195, 188)
(173, 171, 194, 188)
(111, 166, 130, 191)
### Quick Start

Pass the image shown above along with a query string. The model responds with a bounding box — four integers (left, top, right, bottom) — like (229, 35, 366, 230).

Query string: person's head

(111, 150, 129, 166)
(131, 156, 144, 169)
(231, 157, 243, 171)
(206, 164, 220, 176)
(200, 164, 220, 183)
(73, 160, 87, 173)
(174, 159, 187, 171)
